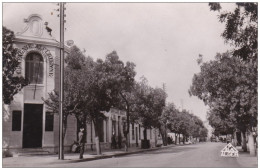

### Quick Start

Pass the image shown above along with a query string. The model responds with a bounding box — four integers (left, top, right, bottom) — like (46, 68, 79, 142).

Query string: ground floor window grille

(45, 112, 54, 131)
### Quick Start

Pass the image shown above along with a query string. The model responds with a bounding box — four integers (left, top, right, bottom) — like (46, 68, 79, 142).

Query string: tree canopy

(2, 26, 28, 104)
(189, 52, 257, 133)
(209, 2, 258, 61)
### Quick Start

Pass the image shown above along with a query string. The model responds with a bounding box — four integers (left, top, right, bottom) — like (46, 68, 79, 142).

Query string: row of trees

(161, 103, 208, 145)
(189, 3, 257, 155)
(43, 45, 208, 155)
(43, 46, 170, 155)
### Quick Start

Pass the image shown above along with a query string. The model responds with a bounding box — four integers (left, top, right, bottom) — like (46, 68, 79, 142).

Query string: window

(25, 52, 43, 84)
(12, 111, 21, 131)
(132, 124, 135, 140)
(45, 112, 54, 131)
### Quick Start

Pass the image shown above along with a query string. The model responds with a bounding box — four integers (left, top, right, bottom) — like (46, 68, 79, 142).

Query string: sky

(3, 2, 235, 122)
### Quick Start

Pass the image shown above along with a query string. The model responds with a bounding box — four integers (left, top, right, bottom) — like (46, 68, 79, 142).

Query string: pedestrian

(78, 128, 85, 159)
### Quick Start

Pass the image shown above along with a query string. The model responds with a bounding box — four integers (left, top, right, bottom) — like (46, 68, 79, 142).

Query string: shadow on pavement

(116, 146, 198, 158)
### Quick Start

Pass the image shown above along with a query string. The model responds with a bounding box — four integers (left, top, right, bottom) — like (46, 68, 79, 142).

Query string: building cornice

(14, 36, 70, 53)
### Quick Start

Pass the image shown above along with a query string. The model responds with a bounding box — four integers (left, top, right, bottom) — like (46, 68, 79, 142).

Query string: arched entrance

(23, 52, 44, 148)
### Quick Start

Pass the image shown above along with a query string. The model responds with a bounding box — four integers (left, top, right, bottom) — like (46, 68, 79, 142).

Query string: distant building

(3, 14, 158, 154)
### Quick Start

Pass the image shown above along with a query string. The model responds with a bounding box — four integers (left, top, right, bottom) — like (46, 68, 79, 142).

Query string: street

(43, 142, 248, 167)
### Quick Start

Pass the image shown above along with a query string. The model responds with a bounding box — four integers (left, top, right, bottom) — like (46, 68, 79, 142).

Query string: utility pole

(59, 2, 65, 160)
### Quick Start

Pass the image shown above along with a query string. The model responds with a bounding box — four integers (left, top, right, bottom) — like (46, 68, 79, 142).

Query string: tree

(133, 77, 167, 146)
(86, 51, 138, 154)
(209, 3, 257, 154)
(200, 127, 208, 139)
(100, 51, 136, 151)
(189, 52, 257, 152)
(209, 3, 257, 61)
(43, 45, 91, 156)
(160, 103, 178, 145)
(162, 103, 207, 144)
(207, 109, 236, 136)
(190, 114, 203, 140)
(2, 26, 28, 105)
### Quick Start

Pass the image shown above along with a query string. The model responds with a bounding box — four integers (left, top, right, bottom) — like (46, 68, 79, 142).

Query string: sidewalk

(236, 146, 258, 168)
(3, 145, 175, 167)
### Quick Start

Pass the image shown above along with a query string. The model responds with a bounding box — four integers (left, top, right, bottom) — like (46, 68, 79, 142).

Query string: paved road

(46, 142, 245, 167)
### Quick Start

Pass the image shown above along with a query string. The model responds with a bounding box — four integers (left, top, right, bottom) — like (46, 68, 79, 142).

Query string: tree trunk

(93, 119, 101, 155)
(232, 131, 237, 147)
(164, 125, 168, 146)
(175, 134, 177, 145)
(62, 115, 68, 141)
(91, 121, 93, 151)
(120, 92, 130, 152)
(183, 135, 185, 144)
(124, 134, 129, 152)
(159, 126, 167, 146)
(248, 132, 255, 156)
(179, 134, 181, 144)
(242, 131, 247, 152)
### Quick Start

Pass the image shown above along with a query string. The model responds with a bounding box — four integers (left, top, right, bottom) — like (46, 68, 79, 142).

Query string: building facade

(3, 14, 158, 154)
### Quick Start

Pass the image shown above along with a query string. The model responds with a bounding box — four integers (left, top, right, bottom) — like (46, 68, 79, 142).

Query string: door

(135, 127, 138, 147)
(23, 104, 43, 148)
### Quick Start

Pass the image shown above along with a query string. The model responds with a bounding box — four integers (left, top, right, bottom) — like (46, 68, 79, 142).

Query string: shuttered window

(12, 111, 21, 131)
(45, 112, 54, 131)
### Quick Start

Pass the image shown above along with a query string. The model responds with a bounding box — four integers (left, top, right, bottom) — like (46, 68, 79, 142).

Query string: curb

(52, 144, 177, 164)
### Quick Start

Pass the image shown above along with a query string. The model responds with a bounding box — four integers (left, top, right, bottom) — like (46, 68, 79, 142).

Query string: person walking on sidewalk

(78, 128, 86, 159)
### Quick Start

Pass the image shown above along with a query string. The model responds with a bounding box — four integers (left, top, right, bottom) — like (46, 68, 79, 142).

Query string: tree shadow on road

(118, 146, 198, 158)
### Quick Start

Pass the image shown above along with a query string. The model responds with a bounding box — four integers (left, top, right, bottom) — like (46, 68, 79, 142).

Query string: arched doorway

(23, 52, 44, 148)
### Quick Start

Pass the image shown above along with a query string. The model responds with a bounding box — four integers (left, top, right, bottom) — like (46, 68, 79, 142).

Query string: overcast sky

(3, 3, 235, 122)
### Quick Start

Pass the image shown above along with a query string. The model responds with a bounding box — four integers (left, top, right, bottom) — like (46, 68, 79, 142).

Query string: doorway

(135, 127, 138, 147)
(23, 104, 43, 148)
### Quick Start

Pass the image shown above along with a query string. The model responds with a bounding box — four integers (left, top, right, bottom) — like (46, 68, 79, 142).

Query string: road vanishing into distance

(46, 142, 246, 167)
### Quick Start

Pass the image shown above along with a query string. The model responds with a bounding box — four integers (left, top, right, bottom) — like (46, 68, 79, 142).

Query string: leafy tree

(100, 51, 136, 151)
(189, 52, 257, 151)
(43, 45, 91, 157)
(160, 103, 178, 145)
(162, 103, 207, 144)
(200, 127, 208, 139)
(209, 2, 257, 154)
(207, 109, 236, 136)
(209, 2, 257, 61)
(85, 51, 137, 154)
(2, 26, 28, 104)
(133, 77, 167, 145)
